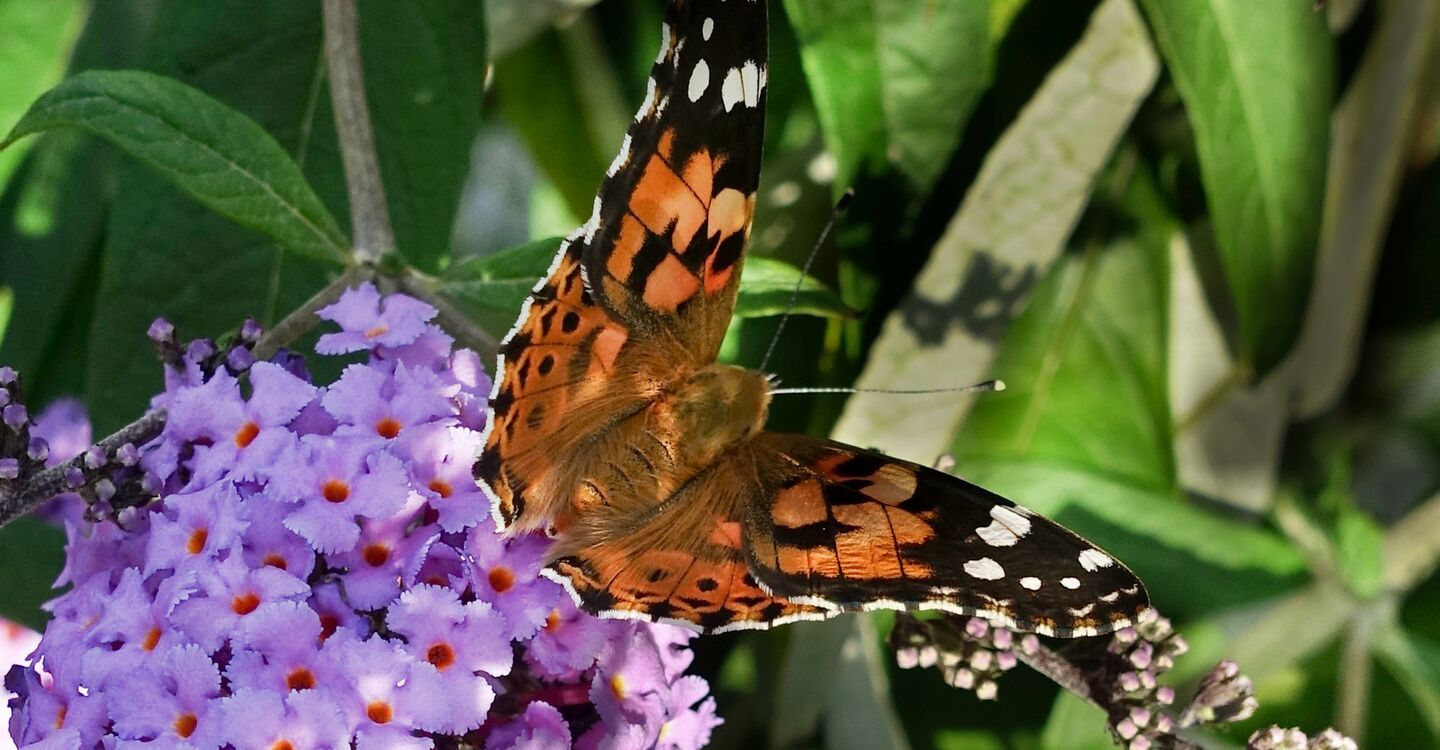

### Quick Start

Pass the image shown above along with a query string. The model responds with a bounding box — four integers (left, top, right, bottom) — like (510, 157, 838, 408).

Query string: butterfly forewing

(476, 0, 770, 533)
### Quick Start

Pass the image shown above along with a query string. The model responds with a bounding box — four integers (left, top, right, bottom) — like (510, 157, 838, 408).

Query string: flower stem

(322, 0, 394, 263)
(0, 410, 166, 528)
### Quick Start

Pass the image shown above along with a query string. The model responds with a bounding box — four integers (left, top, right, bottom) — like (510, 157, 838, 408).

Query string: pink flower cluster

(5, 284, 720, 750)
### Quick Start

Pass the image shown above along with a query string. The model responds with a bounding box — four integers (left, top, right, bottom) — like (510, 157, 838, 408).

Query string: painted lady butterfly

(475, 0, 1149, 636)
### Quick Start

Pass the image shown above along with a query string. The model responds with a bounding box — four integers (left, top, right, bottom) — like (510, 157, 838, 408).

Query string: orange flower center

(262, 553, 288, 570)
(234, 421, 260, 448)
(362, 543, 390, 567)
(363, 324, 389, 340)
(186, 528, 209, 555)
(286, 668, 316, 691)
(142, 626, 162, 652)
(427, 479, 453, 498)
(173, 712, 198, 739)
(375, 417, 402, 439)
(488, 566, 515, 593)
(544, 609, 562, 632)
(426, 642, 456, 670)
(53, 704, 66, 729)
(610, 674, 627, 699)
(366, 701, 394, 725)
(322, 479, 350, 503)
(319, 613, 340, 641)
(271, 741, 295, 750)
(231, 592, 261, 615)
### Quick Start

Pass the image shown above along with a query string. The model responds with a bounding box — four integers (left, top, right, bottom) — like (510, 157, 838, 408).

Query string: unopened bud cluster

(1247, 726, 1357, 750)
(1099, 609, 1187, 750)
(890, 615, 1036, 700)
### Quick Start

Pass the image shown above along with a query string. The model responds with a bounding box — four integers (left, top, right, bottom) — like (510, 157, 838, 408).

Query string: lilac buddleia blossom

(6, 284, 722, 750)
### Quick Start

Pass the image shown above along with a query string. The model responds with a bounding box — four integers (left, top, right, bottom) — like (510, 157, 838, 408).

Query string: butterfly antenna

(769, 380, 1007, 396)
(757, 188, 855, 373)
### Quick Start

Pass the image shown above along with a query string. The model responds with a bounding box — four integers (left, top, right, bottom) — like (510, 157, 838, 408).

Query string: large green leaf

(830, 0, 1159, 461)
(781, 0, 989, 196)
(81, 0, 485, 433)
(2, 70, 350, 266)
(1137, 0, 1333, 375)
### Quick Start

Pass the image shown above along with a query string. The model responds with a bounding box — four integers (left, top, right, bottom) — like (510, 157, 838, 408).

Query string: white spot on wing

(687, 59, 710, 102)
(976, 505, 1033, 547)
(721, 66, 744, 111)
(1079, 549, 1114, 572)
(1020, 576, 1041, 591)
(963, 558, 1005, 580)
(1060, 577, 1081, 590)
(740, 61, 761, 107)
(703, 17, 714, 40)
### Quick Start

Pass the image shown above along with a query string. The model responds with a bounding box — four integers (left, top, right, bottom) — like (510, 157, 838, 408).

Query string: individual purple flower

(144, 482, 249, 575)
(467, 522, 561, 641)
(162, 364, 314, 487)
(397, 423, 490, 533)
(322, 363, 454, 441)
(265, 435, 410, 554)
(485, 701, 572, 750)
(106, 644, 225, 748)
(169, 553, 310, 653)
(525, 597, 618, 680)
(316, 282, 438, 355)
(78, 568, 196, 690)
(328, 515, 438, 610)
(237, 501, 317, 581)
(386, 586, 511, 734)
(334, 636, 431, 750)
(224, 602, 347, 696)
(218, 689, 351, 750)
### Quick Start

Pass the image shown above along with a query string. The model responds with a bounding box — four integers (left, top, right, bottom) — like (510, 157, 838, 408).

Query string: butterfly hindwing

(742, 435, 1149, 638)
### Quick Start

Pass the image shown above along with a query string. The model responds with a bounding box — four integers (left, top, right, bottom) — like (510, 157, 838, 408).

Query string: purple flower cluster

(6, 284, 720, 750)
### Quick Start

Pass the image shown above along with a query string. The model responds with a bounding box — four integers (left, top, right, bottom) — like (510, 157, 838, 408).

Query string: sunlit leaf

(781, 0, 989, 194)
(2, 70, 350, 265)
(831, 0, 1159, 461)
(1137, 0, 1333, 375)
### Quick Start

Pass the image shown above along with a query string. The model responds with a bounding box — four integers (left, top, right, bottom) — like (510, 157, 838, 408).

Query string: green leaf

(0, 518, 66, 629)
(781, 0, 989, 194)
(734, 257, 852, 320)
(1039, 691, 1114, 750)
(830, 0, 1159, 460)
(2, 69, 350, 265)
(1335, 507, 1384, 599)
(1136, 0, 1334, 375)
(771, 617, 911, 750)
(1375, 626, 1440, 740)
(954, 191, 1176, 491)
(356, 0, 485, 271)
(439, 237, 562, 339)
(0, 0, 85, 187)
(439, 239, 852, 341)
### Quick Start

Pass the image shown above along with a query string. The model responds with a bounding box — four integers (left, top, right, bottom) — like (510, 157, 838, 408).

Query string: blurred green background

(1, 0, 1438, 748)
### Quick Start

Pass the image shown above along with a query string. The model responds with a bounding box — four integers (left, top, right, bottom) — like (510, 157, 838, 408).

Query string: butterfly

(474, 0, 1149, 636)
